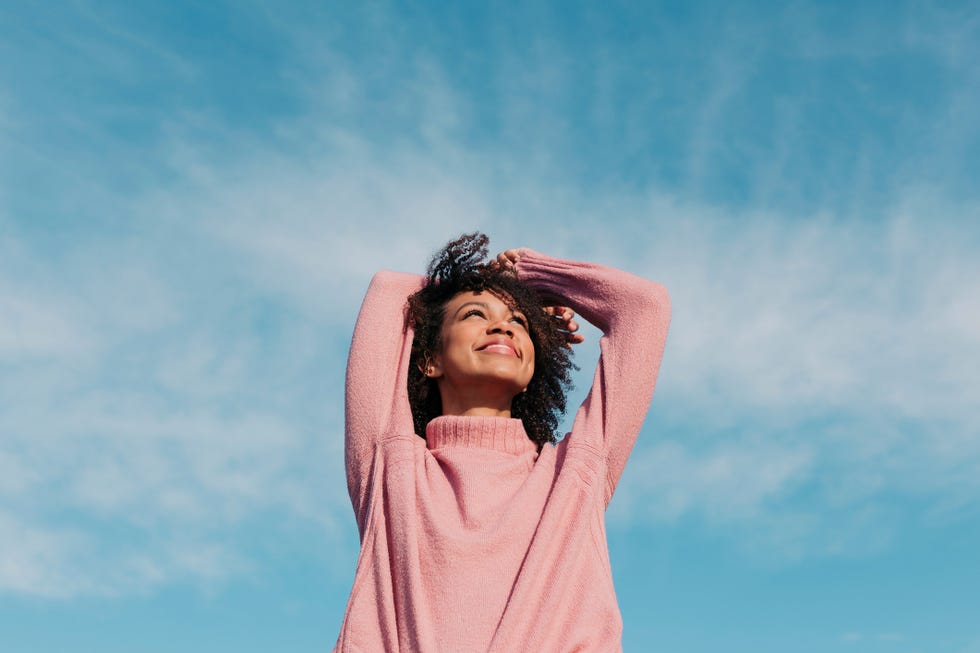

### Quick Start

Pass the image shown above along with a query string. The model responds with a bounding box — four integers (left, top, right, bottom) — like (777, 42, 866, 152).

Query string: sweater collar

(425, 415, 537, 455)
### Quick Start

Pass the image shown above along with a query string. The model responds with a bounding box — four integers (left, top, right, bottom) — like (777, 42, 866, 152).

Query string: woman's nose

(487, 321, 514, 336)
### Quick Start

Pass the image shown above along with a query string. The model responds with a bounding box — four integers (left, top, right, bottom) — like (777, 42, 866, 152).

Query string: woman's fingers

(494, 259, 582, 346)
(544, 306, 584, 346)
(495, 249, 522, 271)
(543, 305, 573, 319)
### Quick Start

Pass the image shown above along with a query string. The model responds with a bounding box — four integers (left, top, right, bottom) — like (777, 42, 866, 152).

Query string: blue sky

(1, 1, 979, 651)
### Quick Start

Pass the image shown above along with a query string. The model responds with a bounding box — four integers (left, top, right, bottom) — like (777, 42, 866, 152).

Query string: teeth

(483, 344, 515, 355)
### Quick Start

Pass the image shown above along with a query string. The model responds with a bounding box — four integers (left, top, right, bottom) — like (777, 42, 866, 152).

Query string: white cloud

(0, 511, 96, 599)
(0, 285, 90, 357)
(2, 2, 979, 599)
(0, 224, 352, 598)
(142, 122, 980, 562)
(0, 509, 251, 598)
(612, 439, 814, 522)
(661, 206, 980, 421)
(23, 127, 980, 584)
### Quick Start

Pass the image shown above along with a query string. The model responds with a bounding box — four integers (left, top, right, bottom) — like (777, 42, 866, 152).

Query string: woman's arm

(345, 270, 422, 532)
(513, 249, 671, 505)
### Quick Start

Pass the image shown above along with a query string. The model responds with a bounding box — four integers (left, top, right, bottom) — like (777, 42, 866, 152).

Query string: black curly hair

(406, 233, 575, 447)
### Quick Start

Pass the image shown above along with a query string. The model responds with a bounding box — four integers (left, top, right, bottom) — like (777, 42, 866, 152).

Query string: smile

(478, 342, 519, 357)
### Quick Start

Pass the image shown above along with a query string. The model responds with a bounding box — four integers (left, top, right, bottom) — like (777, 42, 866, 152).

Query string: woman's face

(429, 290, 535, 406)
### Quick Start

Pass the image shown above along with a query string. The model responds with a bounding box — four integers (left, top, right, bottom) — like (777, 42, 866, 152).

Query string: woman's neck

(437, 384, 514, 419)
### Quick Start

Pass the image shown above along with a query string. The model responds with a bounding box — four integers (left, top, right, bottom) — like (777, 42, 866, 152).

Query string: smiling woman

(335, 232, 671, 652)
(404, 234, 578, 449)
(426, 289, 536, 415)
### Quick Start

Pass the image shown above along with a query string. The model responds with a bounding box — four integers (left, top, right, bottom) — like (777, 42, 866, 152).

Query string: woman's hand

(495, 249, 584, 346)
(545, 305, 585, 346)
(495, 248, 523, 273)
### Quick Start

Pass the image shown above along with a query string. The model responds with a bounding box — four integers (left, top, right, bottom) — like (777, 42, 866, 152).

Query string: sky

(1, 1, 979, 651)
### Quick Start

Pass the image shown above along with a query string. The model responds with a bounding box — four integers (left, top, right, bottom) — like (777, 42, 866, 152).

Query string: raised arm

(345, 270, 422, 531)
(514, 250, 671, 505)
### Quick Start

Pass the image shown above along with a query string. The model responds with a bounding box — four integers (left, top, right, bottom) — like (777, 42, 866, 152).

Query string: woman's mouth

(479, 342, 518, 357)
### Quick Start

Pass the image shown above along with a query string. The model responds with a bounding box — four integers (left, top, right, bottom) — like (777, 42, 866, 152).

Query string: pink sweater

(334, 250, 671, 652)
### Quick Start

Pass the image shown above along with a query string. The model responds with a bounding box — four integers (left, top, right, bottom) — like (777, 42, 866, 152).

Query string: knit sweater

(334, 250, 671, 653)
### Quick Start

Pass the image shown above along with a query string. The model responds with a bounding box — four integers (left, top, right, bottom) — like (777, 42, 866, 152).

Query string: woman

(335, 233, 671, 652)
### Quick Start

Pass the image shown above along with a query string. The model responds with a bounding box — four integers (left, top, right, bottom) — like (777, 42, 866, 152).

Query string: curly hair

(406, 233, 575, 447)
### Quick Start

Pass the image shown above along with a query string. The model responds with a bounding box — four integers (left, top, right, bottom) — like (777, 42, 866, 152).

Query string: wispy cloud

(0, 222, 350, 597)
(1, 0, 978, 601)
(613, 439, 814, 522)
(605, 195, 980, 556)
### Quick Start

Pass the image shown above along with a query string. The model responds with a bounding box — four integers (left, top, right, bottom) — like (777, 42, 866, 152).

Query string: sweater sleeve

(345, 270, 423, 532)
(515, 250, 671, 505)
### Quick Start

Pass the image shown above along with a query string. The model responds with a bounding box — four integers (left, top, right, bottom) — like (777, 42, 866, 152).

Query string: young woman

(334, 233, 671, 652)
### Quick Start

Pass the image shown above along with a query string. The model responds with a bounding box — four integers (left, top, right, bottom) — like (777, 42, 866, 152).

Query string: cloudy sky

(1, 1, 978, 651)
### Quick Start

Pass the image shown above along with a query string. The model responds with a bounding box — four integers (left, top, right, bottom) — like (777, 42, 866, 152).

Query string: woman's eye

(510, 316, 528, 328)
(463, 309, 485, 319)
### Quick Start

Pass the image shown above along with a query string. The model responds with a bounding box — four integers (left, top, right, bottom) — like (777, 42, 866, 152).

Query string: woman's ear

(420, 354, 443, 379)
